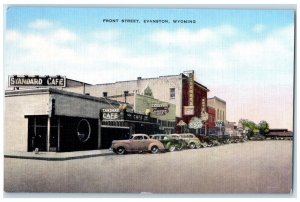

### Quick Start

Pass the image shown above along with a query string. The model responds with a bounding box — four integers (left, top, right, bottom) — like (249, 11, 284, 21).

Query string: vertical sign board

(183, 70, 194, 115)
(187, 71, 194, 106)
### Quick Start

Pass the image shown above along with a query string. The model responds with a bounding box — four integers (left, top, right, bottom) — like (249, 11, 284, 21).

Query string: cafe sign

(8, 75, 66, 87)
(100, 108, 121, 120)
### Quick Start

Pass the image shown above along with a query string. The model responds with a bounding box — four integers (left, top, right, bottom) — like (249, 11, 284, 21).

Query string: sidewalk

(4, 149, 114, 161)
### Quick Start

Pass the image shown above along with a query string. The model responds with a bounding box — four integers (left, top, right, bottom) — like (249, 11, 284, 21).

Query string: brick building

(207, 96, 226, 122)
(207, 106, 216, 128)
(65, 70, 209, 133)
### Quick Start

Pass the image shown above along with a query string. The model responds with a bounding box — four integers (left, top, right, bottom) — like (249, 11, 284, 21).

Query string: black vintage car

(150, 134, 186, 151)
(217, 135, 231, 144)
(197, 135, 221, 147)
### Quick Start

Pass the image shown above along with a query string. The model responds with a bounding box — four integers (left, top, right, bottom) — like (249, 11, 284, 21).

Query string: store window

(170, 88, 175, 99)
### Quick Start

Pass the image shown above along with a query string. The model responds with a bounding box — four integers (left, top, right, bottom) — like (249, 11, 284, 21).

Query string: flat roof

(208, 96, 226, 103)
(96, 74, 181, 85)
(67, 78, 92, 86)
(95, 72, 209, 91)
(5, 88, 124, 107)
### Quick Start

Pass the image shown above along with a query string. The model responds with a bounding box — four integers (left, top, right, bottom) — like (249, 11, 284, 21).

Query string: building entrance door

(27, 116, 48, 152)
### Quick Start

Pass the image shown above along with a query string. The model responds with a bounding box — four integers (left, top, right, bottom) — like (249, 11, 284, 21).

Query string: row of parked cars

(111, 133, 247, 155)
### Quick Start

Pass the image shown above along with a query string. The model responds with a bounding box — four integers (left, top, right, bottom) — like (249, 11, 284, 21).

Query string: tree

(239, 119, 270, 138)
(258, 120, 270, 135)
(144, 86, 153, 97)
(238, 119, 258, 138)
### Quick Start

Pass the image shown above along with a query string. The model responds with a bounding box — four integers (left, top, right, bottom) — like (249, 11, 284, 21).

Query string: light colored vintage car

(149, 134, 186, 151)
(111, 134, 165, 155)
(177, 133, 202, 149)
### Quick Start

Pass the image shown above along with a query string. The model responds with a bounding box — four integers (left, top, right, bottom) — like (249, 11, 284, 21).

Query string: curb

(4, 152, 113, 161)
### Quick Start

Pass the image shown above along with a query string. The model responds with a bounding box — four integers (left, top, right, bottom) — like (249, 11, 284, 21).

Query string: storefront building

(5, 86, 178, 152)
(5, 88, 127, 152)
(99, 108, 165, 148)
(4, 73, 214, 152)
(64, 70, 209, 133)
(207, 96, 226, 122)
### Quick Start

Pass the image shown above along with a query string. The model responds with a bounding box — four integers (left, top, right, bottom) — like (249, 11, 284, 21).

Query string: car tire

(168, 144, 176, 152)
(177, 143, 184, 150)
(189, 142, 196, 149)
(151, 145, 159, 154)
(115, 147, 126, 155)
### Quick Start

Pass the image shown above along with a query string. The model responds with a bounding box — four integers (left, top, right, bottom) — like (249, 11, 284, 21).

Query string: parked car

(111, 134, 165, 155)
(150, 134, 185, 151)
(168, 134, 187, 150)
(207, 135, 222, 146)
(230, 136, 240, 143)
(177, 133, 202, 149)
(249, 135, 266, 141)
(218, 135, 231, 144)
(197, 135, 210, 146)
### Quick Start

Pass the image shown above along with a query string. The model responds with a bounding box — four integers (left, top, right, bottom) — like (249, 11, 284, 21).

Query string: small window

(103, 92, 107, 97)
(170, 88, 175, 99)
(144, 136, 148, 140)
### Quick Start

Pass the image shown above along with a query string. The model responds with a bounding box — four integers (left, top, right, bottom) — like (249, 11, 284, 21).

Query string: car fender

(113, 142, 129, 151)
(148, 142, 165, 151)
(165, 141, 174, 149)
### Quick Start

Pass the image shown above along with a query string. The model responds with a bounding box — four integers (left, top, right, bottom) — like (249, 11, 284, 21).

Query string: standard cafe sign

(9, 75, 66, 87)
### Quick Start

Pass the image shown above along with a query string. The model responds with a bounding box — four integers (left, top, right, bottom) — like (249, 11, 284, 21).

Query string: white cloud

(150, 25, 237, 48)
(5, 30, 21, 42)
(52, 29, 77, 42)
(29, 19, 53, 29)
(92, 30, 120, 42)
(253, 24, 266, 33)
(151, 28, 217, 48)
(216, 24, 238, 37)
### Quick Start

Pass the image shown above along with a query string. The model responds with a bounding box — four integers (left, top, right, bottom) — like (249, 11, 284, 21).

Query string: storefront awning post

(47, 117, 51, 152)
(98, 119, 102, 149)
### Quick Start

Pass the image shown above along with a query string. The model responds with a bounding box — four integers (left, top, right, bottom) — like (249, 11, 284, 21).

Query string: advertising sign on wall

(151, 103, 169, 116)
(184, 106, 195, 116)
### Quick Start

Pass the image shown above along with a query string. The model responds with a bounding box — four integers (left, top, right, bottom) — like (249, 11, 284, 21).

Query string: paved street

(4, 141, 293, 194)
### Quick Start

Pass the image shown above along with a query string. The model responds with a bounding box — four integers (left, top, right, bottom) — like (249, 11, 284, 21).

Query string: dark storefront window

(59, 117, 98, 152)
(27, 116, 98, 152)
(27, 116, 60, 152)
(28, 116, 48, 152)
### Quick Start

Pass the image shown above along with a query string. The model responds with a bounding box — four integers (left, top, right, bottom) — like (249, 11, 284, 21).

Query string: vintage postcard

(3, 5, 295, 195)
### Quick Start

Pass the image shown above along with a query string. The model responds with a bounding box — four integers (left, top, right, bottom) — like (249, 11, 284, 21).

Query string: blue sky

(4, 6, 295, 129)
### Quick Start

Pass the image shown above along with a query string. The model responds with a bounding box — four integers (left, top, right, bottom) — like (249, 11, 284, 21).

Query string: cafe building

(5, 87, 168, 152)
(5, 76, 169, 152)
